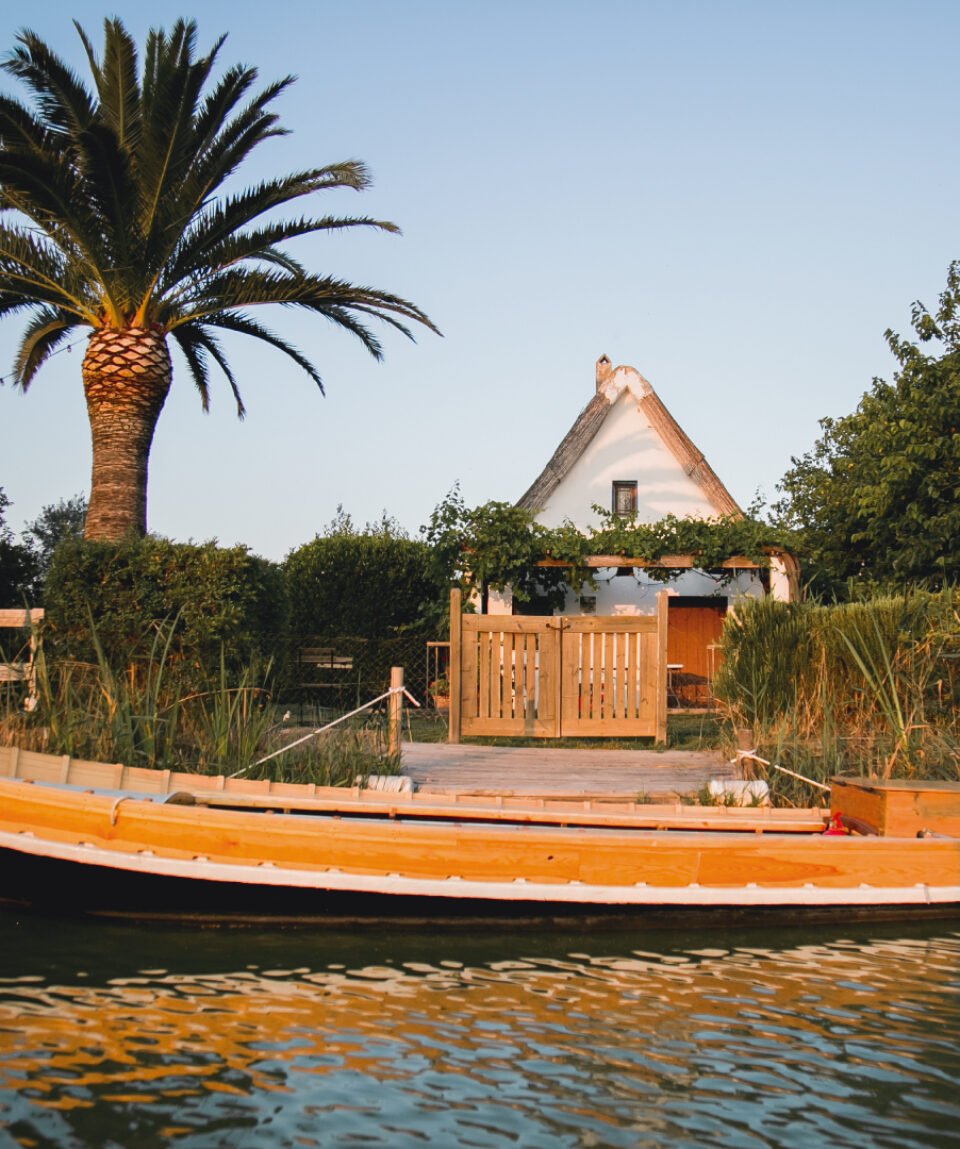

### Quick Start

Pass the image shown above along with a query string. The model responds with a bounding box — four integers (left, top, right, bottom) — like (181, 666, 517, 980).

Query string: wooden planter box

(831, 777, 960, 837)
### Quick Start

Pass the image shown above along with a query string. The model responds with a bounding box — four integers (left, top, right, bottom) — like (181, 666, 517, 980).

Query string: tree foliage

(587, 508, 795, 583)
(422, 488, 573, 611)
(23, 494, 86, 587)
(0, 487, 38, 604)
(284, 511, 444, 638)
(776, 264, 960, 593)
(44, 537, 286, 677)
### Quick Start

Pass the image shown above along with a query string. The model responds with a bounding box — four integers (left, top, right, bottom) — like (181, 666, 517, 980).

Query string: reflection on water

(0, 916, 958, 1148)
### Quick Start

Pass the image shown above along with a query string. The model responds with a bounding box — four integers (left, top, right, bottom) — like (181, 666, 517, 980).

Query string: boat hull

(3, 844, 959, 928)
(1, 771, 959, 924)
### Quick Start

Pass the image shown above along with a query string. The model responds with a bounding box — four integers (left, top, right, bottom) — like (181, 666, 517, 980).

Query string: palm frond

(304, 303, 385, 359)
(0, 93, 59, 158)
(178, 267, 435, 329)
(138, 21, 223, 241)
(12, 306, 80, 388)
(190, 327, 244, 414)
(168, 324, 211, 411)
(0, 148, 123, 312)
(166, 212, 398, 289)
(191, 64, 257, 150)
(2, 31, 95, 135)
(70, 123, 142, 298)
(140, 89, 293, 282)
(158, 177, 315, 286)
(75, 18, 142, 151)
(170, 324, 246, 415)
(0, 224, 98, 319)
(289, 160, 374, 194)
(192, 311, 324, 391)
(188, 75, 294, 193)
(305, 214, 400, 234)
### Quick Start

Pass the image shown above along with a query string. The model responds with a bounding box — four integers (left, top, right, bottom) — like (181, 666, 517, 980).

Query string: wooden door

(667, 599, 726, 707)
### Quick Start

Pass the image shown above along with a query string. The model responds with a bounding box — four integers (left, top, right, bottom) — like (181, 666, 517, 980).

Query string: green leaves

(284, 524, 443, 639)
(44, 537, 287, 679)
(588, 510, 791, 579)
(776, 268, 960, 595)
(422, 489, 791, 604)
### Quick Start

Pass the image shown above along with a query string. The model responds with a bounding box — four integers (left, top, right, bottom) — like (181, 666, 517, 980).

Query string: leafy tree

(0, 19, 437, 542)
(775, 264, 960, 593)
(0, 487, 38, 603)
(23, 494, 86, 587)
(422, 487, 573, 612)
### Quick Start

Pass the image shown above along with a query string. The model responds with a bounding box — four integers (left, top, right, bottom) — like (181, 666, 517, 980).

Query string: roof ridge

(516, 359, 742, 519)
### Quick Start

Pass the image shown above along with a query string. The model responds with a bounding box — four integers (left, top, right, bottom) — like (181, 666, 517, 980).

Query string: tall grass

(181, 651, 276, 775)
(713, 589, 960, 800)
(245, 723, 401, 786)
(1, 617, 398, 785)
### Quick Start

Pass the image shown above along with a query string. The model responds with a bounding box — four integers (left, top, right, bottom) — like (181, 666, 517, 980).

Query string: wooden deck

(400, 742, 735, 799)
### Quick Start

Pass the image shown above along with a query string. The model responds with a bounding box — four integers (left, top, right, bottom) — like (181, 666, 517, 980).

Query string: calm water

(0, 913, 958, 1148)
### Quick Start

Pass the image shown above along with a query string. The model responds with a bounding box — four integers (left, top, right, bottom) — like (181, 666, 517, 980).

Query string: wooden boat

(1, 746, 959, 924)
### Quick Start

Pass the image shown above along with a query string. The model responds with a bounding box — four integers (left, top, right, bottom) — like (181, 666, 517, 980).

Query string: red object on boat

(823, 812, 849, 836)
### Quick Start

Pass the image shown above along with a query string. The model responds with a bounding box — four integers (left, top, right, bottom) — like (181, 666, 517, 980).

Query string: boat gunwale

(0, 744, 832, 829)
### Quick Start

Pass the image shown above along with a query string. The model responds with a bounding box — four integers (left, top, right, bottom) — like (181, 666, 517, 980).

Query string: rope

(230, 684, 421, 778)
(735, 749, 831, 793)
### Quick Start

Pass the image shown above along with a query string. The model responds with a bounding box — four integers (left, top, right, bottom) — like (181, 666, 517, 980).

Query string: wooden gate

(448, 590, 667, 741)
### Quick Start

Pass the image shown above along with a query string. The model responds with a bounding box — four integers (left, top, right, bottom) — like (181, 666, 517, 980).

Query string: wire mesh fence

(278, 631, 450, 741)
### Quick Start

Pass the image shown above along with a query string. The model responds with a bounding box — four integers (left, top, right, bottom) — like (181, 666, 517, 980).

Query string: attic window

(612, 481, 638, 517)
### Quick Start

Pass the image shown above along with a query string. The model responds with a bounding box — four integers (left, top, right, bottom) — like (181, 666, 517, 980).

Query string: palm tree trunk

(82, 328, 172, 541)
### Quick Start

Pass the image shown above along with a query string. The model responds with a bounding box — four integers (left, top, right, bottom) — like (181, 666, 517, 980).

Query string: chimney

(595, 354, 613, 392)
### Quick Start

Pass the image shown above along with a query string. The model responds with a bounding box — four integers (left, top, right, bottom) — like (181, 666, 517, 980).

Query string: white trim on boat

(2, 828, 958, 908)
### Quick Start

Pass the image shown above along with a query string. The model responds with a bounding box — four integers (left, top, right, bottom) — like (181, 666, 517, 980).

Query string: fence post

(449, 587, 462, 744)
(656, 591, 669, 744)
(388, 666, 403, 758)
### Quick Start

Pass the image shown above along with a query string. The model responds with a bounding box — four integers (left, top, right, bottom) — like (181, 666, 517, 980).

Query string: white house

(488, 356, 798, 706)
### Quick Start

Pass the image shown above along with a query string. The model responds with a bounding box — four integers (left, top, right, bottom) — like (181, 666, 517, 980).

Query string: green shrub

(284, 524, 444, 638)
(44, 537, 288, 681)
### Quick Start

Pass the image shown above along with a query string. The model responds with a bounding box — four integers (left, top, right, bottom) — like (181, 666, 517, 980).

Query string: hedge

(44, 538, 288, 679)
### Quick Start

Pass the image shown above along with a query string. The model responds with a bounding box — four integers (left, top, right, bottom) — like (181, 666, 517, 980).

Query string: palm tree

(0, 19, 437, 540)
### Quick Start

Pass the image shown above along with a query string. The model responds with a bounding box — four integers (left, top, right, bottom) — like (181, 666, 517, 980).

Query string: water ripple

(0, 920, 957, 1147)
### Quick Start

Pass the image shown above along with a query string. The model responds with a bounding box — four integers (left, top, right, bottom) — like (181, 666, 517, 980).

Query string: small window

(612, 480, 638, 516)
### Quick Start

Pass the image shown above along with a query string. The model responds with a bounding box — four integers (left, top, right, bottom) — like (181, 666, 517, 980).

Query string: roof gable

(517, 358, 741, 525)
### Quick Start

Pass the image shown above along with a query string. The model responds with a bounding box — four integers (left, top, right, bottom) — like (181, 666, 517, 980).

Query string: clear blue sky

(1, 0, 957, 559)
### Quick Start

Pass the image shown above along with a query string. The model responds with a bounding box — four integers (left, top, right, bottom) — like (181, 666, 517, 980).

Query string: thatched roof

(517, 358, 742, 519)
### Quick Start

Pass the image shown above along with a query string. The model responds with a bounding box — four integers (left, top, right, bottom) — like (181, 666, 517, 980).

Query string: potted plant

(429, 675, 450, 710)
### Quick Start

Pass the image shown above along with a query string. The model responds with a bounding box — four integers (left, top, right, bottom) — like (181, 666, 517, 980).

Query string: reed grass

(714, 589, 960, 802)
(244, 723, 402, 787)
(0, 617, 397, 784)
